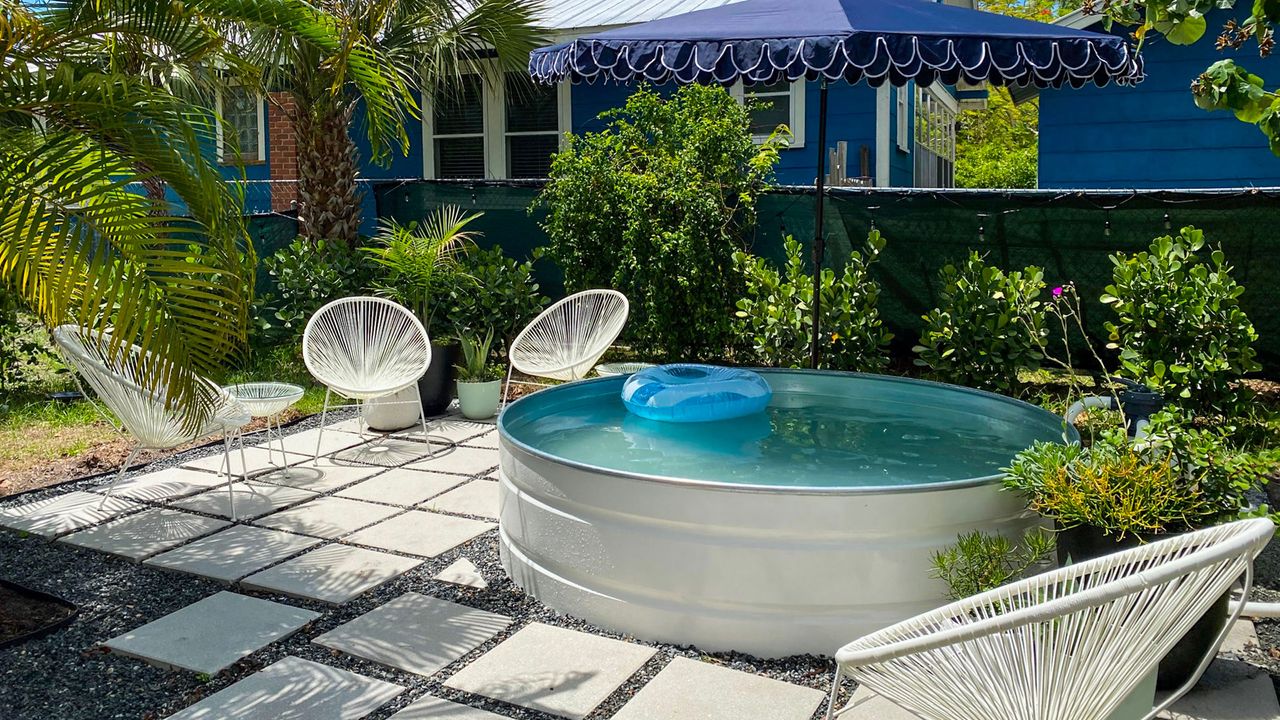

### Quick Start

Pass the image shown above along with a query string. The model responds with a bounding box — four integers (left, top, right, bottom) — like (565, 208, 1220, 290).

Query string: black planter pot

(1056, 524, 1230, 691)
(418, 342, 459, 416)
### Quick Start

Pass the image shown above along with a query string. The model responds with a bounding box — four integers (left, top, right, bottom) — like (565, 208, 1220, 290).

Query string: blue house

(215, 0, 966, 217)
(1035, 6, 1280, 188)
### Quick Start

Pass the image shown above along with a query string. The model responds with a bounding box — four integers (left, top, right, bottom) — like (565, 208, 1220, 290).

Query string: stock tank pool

(497, 369, 1072, 657)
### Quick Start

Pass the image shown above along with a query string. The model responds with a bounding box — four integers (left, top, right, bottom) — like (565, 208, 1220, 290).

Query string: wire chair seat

(827, 518, 1275, 720)
(302, 296, 434, 460)
(303, 296, 432, 401)
(505, 290, 629, 403)
(52, 326, 249, 448)
(52, 325, 251, 518)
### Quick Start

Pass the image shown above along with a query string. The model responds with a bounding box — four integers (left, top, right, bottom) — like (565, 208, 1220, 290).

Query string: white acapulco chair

(51, 325, 252, 518)
(504, 289, 629, 403)
(303, 296, 433, 459)
(825, 518, 1274, 720)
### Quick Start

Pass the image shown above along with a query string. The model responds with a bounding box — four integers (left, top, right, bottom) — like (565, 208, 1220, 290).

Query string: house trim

(875, 84, 891, 186)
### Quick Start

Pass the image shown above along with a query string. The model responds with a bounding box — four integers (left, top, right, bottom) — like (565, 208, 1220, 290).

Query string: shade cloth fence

(245, 181, 1280, 371)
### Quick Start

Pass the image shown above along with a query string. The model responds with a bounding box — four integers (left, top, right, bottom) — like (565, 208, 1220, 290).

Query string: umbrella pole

(809, 79, 829, 370)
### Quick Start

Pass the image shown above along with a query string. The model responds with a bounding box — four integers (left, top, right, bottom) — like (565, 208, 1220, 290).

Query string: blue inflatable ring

(621, 364, 772, 423)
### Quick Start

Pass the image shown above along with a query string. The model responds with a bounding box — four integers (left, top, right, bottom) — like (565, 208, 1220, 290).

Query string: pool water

(501, 371, 1069, 489)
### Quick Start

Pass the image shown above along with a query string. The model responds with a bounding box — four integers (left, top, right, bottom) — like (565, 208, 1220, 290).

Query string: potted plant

(455, 328, 503, 420)
(364, 206, 482, 417)
(1002, 415, 1269, 689)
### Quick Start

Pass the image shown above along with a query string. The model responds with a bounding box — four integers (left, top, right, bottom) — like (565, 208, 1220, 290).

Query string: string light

(1163, 213, 1171, 230)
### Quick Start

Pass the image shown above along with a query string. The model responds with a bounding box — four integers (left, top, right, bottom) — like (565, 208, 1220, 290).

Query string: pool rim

(497, 367, 1079, 496)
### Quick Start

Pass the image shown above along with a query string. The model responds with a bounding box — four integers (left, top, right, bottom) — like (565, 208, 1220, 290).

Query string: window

(217, 86, 264, 164)
(505, 74, 561, 179)
(733, 80, 805, 147)
(431, 76, 486, 179)
(425, 71, 568, 180)
(913, 86, 957, 188)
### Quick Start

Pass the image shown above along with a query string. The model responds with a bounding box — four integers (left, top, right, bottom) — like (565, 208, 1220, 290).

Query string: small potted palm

(364, 206, 481, 418)
(455, 328, 503, 420)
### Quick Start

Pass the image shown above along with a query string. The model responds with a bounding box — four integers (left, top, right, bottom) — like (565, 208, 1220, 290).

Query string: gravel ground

(0, 412, 839, 720)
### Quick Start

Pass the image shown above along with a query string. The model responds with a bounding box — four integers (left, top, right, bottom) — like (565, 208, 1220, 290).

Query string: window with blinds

(219, 86, 262, 163)
(433, 76, 486, 179)
(504, 74, 560, 179)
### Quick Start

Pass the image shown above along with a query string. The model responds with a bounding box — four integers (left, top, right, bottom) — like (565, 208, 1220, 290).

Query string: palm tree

(0, 0, 372, 425)
(236, 0, 548, 246)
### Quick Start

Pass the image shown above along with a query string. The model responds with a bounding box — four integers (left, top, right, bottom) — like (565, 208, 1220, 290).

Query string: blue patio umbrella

(530, 0, 1143, 368)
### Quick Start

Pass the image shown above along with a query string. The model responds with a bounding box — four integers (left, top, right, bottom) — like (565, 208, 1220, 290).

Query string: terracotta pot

(1056, 524, 1230, 691)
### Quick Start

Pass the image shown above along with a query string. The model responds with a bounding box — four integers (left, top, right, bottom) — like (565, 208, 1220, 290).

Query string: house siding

(1039, 7, 1280, 188)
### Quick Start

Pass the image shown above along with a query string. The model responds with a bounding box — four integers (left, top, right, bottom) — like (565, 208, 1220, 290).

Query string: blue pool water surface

(500, 370, 1071, 489)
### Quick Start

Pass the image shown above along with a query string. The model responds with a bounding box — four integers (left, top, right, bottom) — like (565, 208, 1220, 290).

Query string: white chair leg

(502, 364, 515, 408)
(223, 433, 238, 521)
(237, 431, 249, 480)
(413, 382, 432, 453)
(315, 388, 331, 461)
(274, 414, 290, 475)
(824, 666, 844, 720)
(263, 416, 276, 467)
(100, 444, 142, 509)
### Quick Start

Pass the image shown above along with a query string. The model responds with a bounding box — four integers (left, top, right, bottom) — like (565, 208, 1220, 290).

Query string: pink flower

(1052, 286, 1064, 297)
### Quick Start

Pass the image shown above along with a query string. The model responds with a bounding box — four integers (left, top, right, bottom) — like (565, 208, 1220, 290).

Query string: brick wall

(267, 92, 298, 212)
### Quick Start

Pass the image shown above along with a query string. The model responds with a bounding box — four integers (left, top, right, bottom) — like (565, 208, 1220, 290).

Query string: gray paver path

(422, 480, 499, 520)
(434, 557, 487, 589)
(346, 510, 493, 558)
(182, 446, 309, 477)
(87, 467, 229, 502)
(240, 543, 421, 604)
(253, 496, 400, 539)
(0, 491, 142, 538)
(105, 591, 318, 675)
(169, 481, 317, 520)
(164, 656, 402, 719)
(403, 417, 490, 444)
(61, 508, 228, 561)
(254, 427, 366, 458)
(405, 446, 497, 477)
(254, 461, 382, 493)
(332, 437, 435, 467)
(443, 622, 657, 720)
(388, 695, 508, 719)
(145, 525, 322, 583)
(337, 470, 465, 507)
(611, 657, 826, 720)
(314, 592, 510, 676)
(460, 431, 499, 450)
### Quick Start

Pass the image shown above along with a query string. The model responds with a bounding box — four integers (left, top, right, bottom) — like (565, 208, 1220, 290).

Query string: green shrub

(364, 207, 480, 339)
(930, 528, 1056, 601)
(1102, 226, 1259, 413)
(538, 84, 786, 360)
(252, 238, 376, 347)
(733, 231, 892, 370)
(1003, 430, 1212, 539)
(913, 252, 1048, 393)
(450, 246, 549, 355)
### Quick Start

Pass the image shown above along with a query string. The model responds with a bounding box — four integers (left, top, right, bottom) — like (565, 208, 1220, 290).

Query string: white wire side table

(224, 382, 305, 473)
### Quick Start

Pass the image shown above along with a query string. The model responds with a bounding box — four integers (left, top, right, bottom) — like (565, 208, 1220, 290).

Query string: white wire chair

(826, 518, 1274, 720)
(504, 289, 629, 402)
(51, 325, 251, 518)
(302, 296, 433, 459)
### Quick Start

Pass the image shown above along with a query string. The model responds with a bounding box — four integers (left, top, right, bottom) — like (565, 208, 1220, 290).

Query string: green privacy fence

(247, 182, 1280, 370)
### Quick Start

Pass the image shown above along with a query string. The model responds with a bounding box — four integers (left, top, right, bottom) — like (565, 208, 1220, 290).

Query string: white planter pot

(457, 380, 501, 420)
(362, 387, 420, 431)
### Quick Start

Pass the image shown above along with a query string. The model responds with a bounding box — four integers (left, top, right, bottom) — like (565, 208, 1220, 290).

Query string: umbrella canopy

(530, 0, 1143, 88)
(529, 0, 1142, 368)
